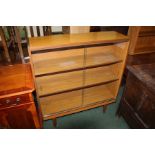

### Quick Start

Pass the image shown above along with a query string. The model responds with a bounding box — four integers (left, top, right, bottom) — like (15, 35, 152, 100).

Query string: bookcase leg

(53, 118, 57, 127)
(103, 105, 108, 113)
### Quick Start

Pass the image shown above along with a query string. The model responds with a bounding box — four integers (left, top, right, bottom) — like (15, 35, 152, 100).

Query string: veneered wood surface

(29, 32, 129, 120)
(84, 63, 120, 86)
(0, 63, 34, 98)
(127, 63, 155, 95)
(85, 45, 123, 67)
(32, 48, 84, 75)
(83, 82, 116, 106)
(134, 36, 155, 53)
(118, 65, 155, 128)
(40, 90, 82, 116)
(29, 31, 128, 51)
(36, 70, 83, 96)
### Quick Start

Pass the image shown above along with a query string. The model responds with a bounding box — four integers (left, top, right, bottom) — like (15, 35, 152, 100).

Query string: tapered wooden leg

(53, 118, 57, 127)
(103, 105, 108, 112)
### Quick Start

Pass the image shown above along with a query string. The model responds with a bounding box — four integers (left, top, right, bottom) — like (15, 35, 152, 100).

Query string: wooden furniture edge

(30, 39, 129, 52)
(39, 79, 119, 98)
(35, 60, 122, 77)
(43, 98, 115, 120)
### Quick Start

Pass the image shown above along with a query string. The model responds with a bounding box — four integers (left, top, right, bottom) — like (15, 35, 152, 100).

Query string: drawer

(83, 82, 116, 106)
(85, 63, 120, 86)
(40, 90, 82, 115)
(32, 48, 84, 75)
(36, 70, 83, 96)
(135, 36, 155, 53)
(0, 94, 31, 107)
(86, 45, 123, 67)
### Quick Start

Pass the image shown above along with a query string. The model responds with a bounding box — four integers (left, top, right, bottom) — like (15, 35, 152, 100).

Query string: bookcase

(29, 31, 129, 125)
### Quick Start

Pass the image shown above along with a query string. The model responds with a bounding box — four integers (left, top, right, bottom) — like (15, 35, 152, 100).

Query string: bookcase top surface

(29, 31, 128, 51)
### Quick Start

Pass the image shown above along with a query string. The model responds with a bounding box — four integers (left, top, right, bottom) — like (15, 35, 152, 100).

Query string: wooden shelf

(29, 31, 129, 120)
(85, 63, 121, 86)
(32, 48, 84, 76)
(32, 45, 122, 77)
(29, 31, 128, 51)
(40, 81, 117, 116)
(36, 70, 83, 96)
(40, 89, 82, 116)
(83, 82, 116, 106)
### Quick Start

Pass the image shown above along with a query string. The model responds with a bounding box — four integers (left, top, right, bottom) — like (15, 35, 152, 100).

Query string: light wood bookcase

(29, 31, 129, 126)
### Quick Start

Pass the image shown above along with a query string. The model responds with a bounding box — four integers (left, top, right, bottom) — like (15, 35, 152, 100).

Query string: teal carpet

(43, 86, 129, 129)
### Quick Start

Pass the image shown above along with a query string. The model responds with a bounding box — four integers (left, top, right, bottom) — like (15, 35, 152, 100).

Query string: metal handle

(16, 97, 21, 102)
(6, 99, 10, 104)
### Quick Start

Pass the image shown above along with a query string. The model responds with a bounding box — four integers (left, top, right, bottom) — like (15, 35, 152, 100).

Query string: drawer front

(85, 63, 120, 86)
(83, 83, 115, 106)
(0, 94, 31, 107)
(135, 36, 155, 53)
(40, 90, 82, 115)
(86, 45, 122, 67)
(36, 70, 83, 96)
(32, 48, 84, 75)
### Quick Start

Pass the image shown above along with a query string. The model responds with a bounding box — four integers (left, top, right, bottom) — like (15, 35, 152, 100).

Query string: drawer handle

(16, 97, 21, 102)
(6, 99, 11, 104)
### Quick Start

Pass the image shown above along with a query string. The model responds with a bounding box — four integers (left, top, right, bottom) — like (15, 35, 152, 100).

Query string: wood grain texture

(128, 26, 141, 54)
(134, 36, 155, 53)
(128, 26, 155, 55)
(84, 63, 121, 86)
(127, 63, 155, 95)
(29, 31, 129, 120)
(0, 64, 41, 129)
(32, 48, 84, 75)
(36, 70, 83, 96)
(14, 27, 25, 63)
(85, 44, 124, 67)
(139, 26, 155, 36)
(118, 64, 155, 128)
(40, 90, 82, 116)
(0, 64, 34, 98)
(0, 27, 11, 63)
(29, 31, 128, 51)
(83, 82, 116, 106)
(43, 98, 115, 120)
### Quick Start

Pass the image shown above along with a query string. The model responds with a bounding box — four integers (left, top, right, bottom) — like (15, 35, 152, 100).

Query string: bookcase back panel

(36, 70, 83, 96)
(85, 45, 124, 67)
(83, 82, 117, 106)
(85, 63, 121, 86)
(40, 90, 82, 115)
(32, 48, 84, 75)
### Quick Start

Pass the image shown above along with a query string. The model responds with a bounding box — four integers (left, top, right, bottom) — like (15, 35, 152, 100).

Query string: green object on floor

(43, 86, 129, 129)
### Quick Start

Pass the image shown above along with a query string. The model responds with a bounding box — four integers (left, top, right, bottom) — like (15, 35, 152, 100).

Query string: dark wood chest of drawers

(118, 63, 155, 128)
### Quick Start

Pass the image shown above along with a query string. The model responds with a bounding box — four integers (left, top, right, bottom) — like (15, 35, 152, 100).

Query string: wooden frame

(128, 26, 155, 55)
(29, 31, 129, 126)
(0, 26, 11, 63)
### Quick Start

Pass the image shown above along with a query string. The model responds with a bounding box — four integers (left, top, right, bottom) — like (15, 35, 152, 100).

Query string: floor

(43, 85, 129, 129)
